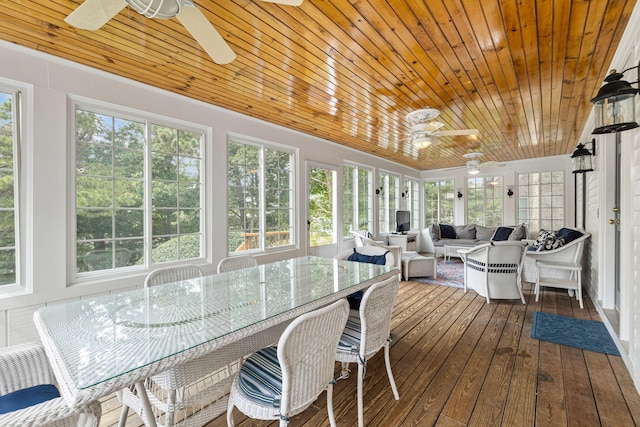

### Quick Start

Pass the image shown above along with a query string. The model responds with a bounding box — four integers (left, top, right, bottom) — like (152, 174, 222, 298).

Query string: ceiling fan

(446, 152, 505, 174)
(64, 0, 303, 64)
(403, 108, 479, 148)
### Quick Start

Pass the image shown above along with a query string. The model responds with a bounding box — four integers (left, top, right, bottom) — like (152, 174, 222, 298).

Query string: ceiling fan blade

(177, 4, 236, 64)
(259, 0, 304, 5)
(65, 0, 127, 30)
(438, 129, 479, 136)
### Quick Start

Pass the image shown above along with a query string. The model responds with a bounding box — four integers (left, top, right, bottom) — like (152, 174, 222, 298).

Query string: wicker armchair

(521, 230, 590, 283)
(216, 255, 257, 273)
(459, 241, 528, 304)
(335, 275, 400, 427)
(0, 342, 101, 427)
(226, 299, 349, 427)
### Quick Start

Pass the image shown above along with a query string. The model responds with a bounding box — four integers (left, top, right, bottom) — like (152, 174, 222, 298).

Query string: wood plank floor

(99, 279, 640, 427)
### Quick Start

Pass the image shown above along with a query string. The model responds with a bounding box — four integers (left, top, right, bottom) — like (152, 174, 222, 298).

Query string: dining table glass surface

(34, 256, 395, 394)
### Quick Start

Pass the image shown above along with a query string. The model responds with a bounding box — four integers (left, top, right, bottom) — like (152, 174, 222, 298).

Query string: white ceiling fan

(446, 152, 505, 174)
(64, 0, 303, 64)
(403, 108, 479, 148)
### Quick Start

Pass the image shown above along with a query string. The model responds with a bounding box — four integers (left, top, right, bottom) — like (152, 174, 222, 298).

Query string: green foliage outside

(0, 94, 15, 285)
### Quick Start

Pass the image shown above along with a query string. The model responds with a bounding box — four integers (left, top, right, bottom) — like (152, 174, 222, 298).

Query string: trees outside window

(467, 176, 503, 226)
(424, 180, 454, 225)
(227, 140, 294, 253)
(74, 106, 204, 274)
(518, 171, 564, 233)
(377, 171, 399, 234)
(343, 164, 372, 236)
(0, 89, 18, 286)
(403, 177, 420, 229)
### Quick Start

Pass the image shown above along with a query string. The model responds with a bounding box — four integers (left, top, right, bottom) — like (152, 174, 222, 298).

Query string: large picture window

(0, 89, 19, 286)
(343, 164, 373, 235)
(377, 171, 399, 234)
(424, 180, 454, 225)
(518, 171, 564, 233)
(467, 176, 503, 226)
(74, 105, 204, 275)
(227, 139, 294, 253)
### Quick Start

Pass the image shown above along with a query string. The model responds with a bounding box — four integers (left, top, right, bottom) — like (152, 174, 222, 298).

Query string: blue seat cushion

(337, 314, 362, 354)
(237, 346, 282, 407)
(0, 384, 60, 415)
(347, 249, 388, 265)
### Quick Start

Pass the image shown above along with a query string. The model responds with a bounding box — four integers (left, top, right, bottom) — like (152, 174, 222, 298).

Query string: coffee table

(444, 245, 475, 262)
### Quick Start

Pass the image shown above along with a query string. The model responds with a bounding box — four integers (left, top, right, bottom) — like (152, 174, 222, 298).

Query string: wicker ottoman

(402, 253, 437, 281)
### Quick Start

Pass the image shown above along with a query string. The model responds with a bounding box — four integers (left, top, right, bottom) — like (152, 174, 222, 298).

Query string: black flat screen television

(396, 210, 411, 234)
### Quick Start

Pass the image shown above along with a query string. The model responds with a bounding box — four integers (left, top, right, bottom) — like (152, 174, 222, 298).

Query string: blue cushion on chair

(0, 384, 60, 414)
(237, 346, 282, 407)
(347, 249, 388, 265)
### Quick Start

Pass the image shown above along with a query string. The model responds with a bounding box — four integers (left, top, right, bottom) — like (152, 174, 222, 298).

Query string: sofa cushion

(454, 224, 476, 239)
(556, 227, 583, 244)
(508, 223, 528, 240)
(491, 226, 514, 241)
(475, 225, 497, 241)
(440, 224, 457, 239)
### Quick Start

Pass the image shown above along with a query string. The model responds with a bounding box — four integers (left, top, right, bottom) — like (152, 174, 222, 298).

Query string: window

(0, 88, 19, 286)
(343, 164, 373, 235)
(377, 171, 399, 234)
(403, 177, 420, 229)
(467, 176, 503, 226)
(227, 139, 294, 253)
(74, 105, 204, 275)
(518, 171, 564, 232)
(424, 180, 454, 225)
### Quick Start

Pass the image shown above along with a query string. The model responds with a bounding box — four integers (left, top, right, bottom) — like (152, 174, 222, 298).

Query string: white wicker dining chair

(458, 241, 528, 304)
(226, 299, 350, 427)
(216, 255, 257, 273)
(335, 275, 400, 427)
(0, 342, 101, 427)
(119, 264, 205, 427)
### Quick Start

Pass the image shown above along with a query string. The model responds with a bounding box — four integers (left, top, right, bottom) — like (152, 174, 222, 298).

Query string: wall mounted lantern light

(591, 61, 640, 134)
(375, 186, 384, 196)
(457, 189, 463, 200)
(507, 187, 514, 198)
(571, 139, 596, 173)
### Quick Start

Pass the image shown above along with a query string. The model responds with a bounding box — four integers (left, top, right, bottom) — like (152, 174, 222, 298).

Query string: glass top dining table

(34, 255, 397, 408)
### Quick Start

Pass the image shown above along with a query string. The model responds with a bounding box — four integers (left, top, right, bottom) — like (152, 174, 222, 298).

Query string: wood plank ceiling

(1, 0, 637, 170)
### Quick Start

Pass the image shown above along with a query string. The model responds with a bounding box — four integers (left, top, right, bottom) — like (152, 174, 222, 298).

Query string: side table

(535, 260, 583, 308)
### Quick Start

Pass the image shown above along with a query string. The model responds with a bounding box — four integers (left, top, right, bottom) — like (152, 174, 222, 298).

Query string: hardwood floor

(99, 279, 640, 427)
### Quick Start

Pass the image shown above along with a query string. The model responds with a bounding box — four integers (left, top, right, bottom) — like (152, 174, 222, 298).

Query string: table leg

(135, 381, 158, 427)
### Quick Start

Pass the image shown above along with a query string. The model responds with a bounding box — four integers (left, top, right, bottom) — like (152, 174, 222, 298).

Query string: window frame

(69, 98, 209, 281)
(402, 177, 420, 230)
(467, 175, 504, 226)
(377, 170, 400, 234)
(0, 82, 26, 296)
(226, 134, 296, 255)
(424, 179, 455, 225)
(517, 171, 565, 233)
(342, 163, 373, 238)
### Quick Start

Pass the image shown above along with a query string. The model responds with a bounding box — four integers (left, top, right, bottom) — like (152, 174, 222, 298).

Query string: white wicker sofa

(521, 228, 590, 283)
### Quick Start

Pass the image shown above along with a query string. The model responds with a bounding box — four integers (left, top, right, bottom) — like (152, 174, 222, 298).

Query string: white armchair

(459, 241, 528, 304)
(521, 230, 590, 283)
(0, 342, 101, 427)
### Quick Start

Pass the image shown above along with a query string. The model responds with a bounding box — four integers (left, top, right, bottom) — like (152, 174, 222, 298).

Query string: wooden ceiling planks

(0, 0, 636, 170)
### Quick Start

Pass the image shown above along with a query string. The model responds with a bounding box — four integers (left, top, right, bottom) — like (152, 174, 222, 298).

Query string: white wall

(0, 41, 422, 346)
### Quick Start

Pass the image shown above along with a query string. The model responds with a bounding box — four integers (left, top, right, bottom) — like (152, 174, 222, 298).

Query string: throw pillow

(430, 223, 441, 241)
(556, 227, 583, 244)
(454, 224, 476, 239)
(439, 223, 457, 239)
(491, 226, 514, 241)
(475, 225, 497, 241)
(508, 224, 528, 240)
(533, 229, 565, 251)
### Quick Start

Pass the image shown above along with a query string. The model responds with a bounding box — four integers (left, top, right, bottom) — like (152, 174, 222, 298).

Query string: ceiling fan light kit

(402, 108, 479, 148)
(127, 0, 182, 19)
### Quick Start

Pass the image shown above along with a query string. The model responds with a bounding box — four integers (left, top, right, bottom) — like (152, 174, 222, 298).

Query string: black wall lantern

(507, 187, 514, 198)
(591, 61, 640, 134)
(457, 190, 463, 200)
(571, 139, 596, 173)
